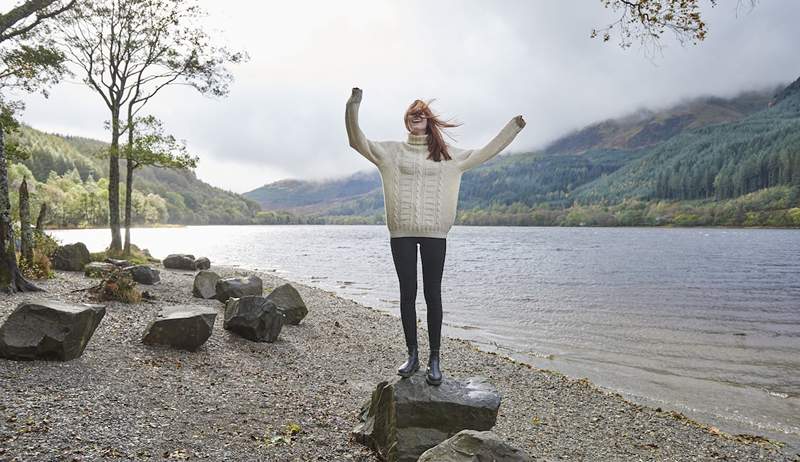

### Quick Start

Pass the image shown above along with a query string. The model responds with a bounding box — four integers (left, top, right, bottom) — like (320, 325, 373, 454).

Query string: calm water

(48, 225, 800, 449)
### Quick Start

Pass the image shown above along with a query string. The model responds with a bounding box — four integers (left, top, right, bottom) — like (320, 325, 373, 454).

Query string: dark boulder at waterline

(194, 257, 211, 270)
(162, 254, 197, 271)
(215, 275, 262, 303)
(125, 265, 161, 285)
(0, 299, 106, 361)
(52, 242, 91, 271)
(266, 283, 308, 325)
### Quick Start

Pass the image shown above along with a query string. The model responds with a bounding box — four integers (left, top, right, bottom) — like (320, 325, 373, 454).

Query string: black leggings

(390, 237, 446, 350)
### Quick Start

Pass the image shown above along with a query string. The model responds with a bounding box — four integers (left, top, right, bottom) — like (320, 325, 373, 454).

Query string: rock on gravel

(193, 270, 220, 299)
(84, 261, 116, 278)
(125, 265, 161, 285)
(0, 299, 106, 361)
(266, 283, 308, 325)
(352, 370, 502, 462)
(215, 275, 262, 302)
(194, 257, 211, 270)
(418, 429, 532, 461)
(163, 254, 197, 270)
(51, 242, 91, 271)
(223, 295, 284, 342)
(142, 305, 216, 351)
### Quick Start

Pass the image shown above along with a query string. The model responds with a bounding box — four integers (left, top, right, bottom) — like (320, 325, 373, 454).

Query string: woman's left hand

(514, 115, 526, 129)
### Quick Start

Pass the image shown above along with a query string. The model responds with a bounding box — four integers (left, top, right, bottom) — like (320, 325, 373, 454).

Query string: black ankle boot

(397, 345, 419, 378)
(426, 348, 443, 385)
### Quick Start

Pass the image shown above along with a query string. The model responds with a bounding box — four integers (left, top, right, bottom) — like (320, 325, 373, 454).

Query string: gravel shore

(1, 264, 797, 461)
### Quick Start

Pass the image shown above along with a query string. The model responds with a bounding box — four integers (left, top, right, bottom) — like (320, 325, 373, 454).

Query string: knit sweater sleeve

(345, 100, 384, 167)
(457, 118, 523, 172)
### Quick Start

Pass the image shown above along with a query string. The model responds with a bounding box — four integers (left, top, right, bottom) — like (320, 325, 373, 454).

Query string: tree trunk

(35, 202, 47, 232)
(123, 107, 134, 256)
(0, 125, 42, 293)
(108, 110, 122, 254)
(19, 177, 33, 266)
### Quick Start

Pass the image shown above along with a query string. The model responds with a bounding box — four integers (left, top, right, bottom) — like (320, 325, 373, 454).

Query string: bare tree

(0, 0, 75, 293)
(55, 0, 246, 255)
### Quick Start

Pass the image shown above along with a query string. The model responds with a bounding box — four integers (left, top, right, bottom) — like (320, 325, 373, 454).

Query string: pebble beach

(0, 264, 797, 461)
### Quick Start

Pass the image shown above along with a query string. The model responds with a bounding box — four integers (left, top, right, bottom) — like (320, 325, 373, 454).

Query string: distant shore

(0, 263, 796, 460)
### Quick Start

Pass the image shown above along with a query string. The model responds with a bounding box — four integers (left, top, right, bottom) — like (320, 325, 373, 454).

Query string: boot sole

(425, 375, 442, 386)
(397, 362, 420, 378)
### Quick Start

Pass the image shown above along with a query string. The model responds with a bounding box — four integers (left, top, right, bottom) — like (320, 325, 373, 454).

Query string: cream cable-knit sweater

(345, 99, 523, 239)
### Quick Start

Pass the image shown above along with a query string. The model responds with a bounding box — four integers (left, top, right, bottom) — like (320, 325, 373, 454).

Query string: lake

(48, 225, 800, 449)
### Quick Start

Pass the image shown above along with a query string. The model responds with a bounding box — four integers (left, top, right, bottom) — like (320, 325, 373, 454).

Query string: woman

(345, 87, 525, 385)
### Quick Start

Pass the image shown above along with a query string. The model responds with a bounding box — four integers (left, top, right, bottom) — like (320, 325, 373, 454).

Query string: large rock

(125, 265, 160, 285)
(215, 275, 262, 302)
(105, 258, 131, 267)
(0, 299, 106, 361)
(352, 371, 502, 462)
(163, 253, 196, 270)
(223, 296, 284, 342)
(193, 270, 220, 299)
(84, 262, 117, 278)
(266, 283, 308, 325)
(418, 430, 532, 462)
(52, 242, 91, 271)
(194, 257, 211, 270)
(142, 305, 216, 351)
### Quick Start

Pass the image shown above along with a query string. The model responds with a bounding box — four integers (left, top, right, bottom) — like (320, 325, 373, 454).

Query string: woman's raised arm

(345, 87, 383, 167)
(457, 116, 525, 172)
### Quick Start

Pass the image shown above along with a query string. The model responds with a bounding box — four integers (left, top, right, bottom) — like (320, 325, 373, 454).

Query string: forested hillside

(8, 126, 263, 227)
(243, 80, 800, 227)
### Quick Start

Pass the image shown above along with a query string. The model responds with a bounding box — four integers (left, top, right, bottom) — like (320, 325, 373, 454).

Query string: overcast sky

(18, 0, 800, 194)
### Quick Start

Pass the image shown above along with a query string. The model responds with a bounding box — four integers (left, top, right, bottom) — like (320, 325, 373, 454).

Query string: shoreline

(0, 263, 797, 460)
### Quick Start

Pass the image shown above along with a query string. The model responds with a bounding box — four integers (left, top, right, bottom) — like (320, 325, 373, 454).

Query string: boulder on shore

(193, 270, 220, 299)
(352, 370, 502, 462)
(125, 265, 160, 285)
(266, 283, 308, 325)
(194, 257, 211, 270)
(215, 275, 262, 303)
(52, 242, 91, 271)
(142, 305, 216, 351)
(105, 258, 130, 267)
(418, 430, 532, 462)
(84, 262, 117, 278)
(162, 254, 196, 270)
(223, 296, 284, 342)
(0, 299, 106, 361)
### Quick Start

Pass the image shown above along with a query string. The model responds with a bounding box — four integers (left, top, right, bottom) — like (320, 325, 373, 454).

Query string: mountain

(243, 83, 796, 224)
(10, 126, 262, 226)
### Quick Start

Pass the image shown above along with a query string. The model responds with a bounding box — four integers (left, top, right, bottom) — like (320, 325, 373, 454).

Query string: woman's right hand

(349, 87, 363, 104)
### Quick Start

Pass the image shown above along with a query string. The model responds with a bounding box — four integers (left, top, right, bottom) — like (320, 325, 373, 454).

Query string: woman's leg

(419, 237, 446, 350)
(390, 237, 418, 348)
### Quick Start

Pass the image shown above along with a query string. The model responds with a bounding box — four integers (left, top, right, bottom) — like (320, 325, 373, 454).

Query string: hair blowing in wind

(404, 99, 462, 162)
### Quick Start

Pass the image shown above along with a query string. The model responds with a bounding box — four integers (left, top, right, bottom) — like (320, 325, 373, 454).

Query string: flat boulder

(352, 370, 502, 462)
(266, 283, 308, 325)
(194, 257, 211, 270)
(142, 305, 216, 351)
(84, 261, 117, 278)
(215, 275, 262, 302)
(0, 299, 106, 361)
(193, 270, 220, 299)
(223, 296, 284, 342)
(52, 242, 91, 271)
(418, 430, 531, 462)
(125, 265, 161, 285)
(105, 258, 130, 267)
(163, 253, 196, 270)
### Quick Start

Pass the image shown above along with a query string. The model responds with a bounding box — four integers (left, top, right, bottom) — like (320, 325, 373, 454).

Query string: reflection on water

(49, 225, 800, 449)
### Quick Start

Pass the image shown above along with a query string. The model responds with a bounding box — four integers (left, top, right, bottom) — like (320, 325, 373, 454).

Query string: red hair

(404, 99, 461, 162)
